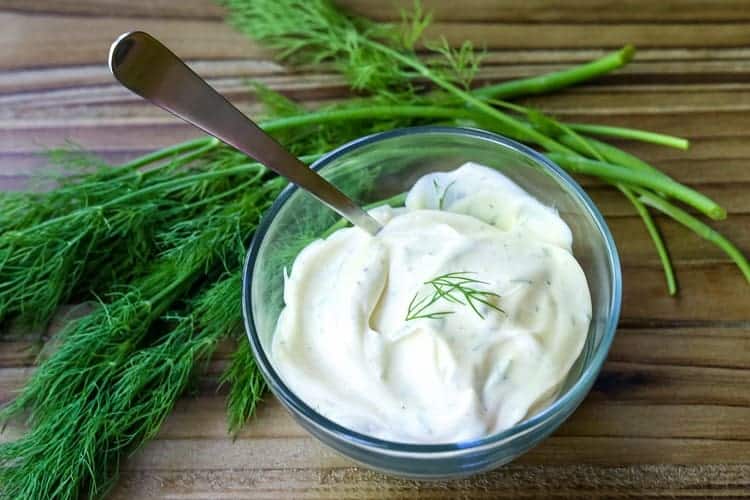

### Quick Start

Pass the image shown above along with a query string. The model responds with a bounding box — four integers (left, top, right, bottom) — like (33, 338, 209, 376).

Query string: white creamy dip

(271, 162, 592, 443)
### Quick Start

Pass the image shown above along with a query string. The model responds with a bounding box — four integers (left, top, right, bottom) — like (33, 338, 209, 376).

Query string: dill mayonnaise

(271, 162, 592, 443)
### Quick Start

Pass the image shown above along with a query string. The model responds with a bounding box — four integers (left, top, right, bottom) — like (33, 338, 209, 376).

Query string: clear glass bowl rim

(242, 125, 622, 454)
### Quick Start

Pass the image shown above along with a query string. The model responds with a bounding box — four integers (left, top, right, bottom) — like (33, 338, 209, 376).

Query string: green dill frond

(405, 271, 504, 321)
(396, 0, 432, 50)
(221, 339, 266, 435)
(0, 178, 282, 431)
(0, 146, 270, 327)
(222, 0, 482, 98)
(0, 209, 105, 327)
(0, 199, 172, 327)
(0, 274, 245, 499)
(251, 80, 306, 118)
(0, 175, 283, 497)
(0, 286, 164, 423)
(0, 192, 45, 233)
(158, 177, 279, 273)
(425, 38, 485, 89)
(219, 0, 420, 94)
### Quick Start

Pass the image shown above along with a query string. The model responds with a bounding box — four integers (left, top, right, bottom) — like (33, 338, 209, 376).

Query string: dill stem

(146, 278, 194, 324)
(103, 165, 265, 207)
(567, 123, 689, 150)
(550, 124, 677, 295)
(158, 139, 224, 170)
(132, 138, 228, 184)
(15, 155, 314, 236)
(558, 135, 669, 180)
(619, 186, 677, 295)
(362, 39, 576, 155)
(635, 188, 750, 283)
(261, 105, 473, 131)
(473, 45, 635, 100)
(117, 137, 219, 170)
(487, 97, 684, 178)
(111, 106, 469, 183)
(486, 97, 688, 168)
(489, 97, 689, 152)
(165, 177, 260, 214)
(109, 154, 319, 208)
(546, 152, 726, 220)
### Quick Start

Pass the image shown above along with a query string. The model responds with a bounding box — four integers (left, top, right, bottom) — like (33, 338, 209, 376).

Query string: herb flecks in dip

(271, 163, 592, 443)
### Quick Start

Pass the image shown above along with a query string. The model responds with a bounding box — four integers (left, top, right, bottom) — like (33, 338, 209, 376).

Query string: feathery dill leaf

(0, 147, 119, 234)
(406, 271, 504, 321)
(222, 339, 266, 435)
(424, 37, 484, 89)
(0, 187, 268, 418)
(0, 274, 247, 499)
(221, 0, 471, 97)
(252, 80, 306, 117)
(0, 179, 285, 498)
(0, 145, 262, 327)
(220, 0, 406, 92)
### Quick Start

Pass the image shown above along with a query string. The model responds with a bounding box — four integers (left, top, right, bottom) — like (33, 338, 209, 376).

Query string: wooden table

(2, 1, 749, 498)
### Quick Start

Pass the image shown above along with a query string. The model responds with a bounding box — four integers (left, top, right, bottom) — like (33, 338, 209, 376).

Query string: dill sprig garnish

(406, 271, 504, 321)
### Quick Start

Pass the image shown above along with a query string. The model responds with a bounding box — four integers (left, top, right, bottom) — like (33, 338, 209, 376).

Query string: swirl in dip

(271, 162, 592, 443)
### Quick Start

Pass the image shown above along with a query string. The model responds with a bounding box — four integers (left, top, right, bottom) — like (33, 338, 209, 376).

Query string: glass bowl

(242, 126, 621, 479)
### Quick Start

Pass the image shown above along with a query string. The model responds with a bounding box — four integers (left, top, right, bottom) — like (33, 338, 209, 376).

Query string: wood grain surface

(1, 0, 749, 498)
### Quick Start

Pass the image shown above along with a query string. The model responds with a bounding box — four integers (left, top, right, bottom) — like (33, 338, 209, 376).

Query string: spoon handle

(109, 31, 382, 235)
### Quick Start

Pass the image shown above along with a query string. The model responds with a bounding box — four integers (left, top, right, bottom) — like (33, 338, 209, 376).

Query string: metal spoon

(108, 31, 382, 235)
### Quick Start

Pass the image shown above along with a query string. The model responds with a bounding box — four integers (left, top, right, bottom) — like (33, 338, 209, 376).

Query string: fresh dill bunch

(0, 148, 113, 233)
(0, 154, 156, 325)
(0, 208, 116, 328)
(222, 0, 475, 101)
(0, 192, 48, 234)
(1, 175, 282, 414)
(0, 197, 174, 327)
(157, 172, 284, 274)
(220, 0, 407, 92)
(32, 179, 277, 392)
(0, 274, 246, 499)
(0, 263, 189, 421)
(0, 176, 287, 497)
(0, 143, 261, 327)
(221, 0, 569, 153)
(220, 0, 447, 96)
(0, 137, 224, 237)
